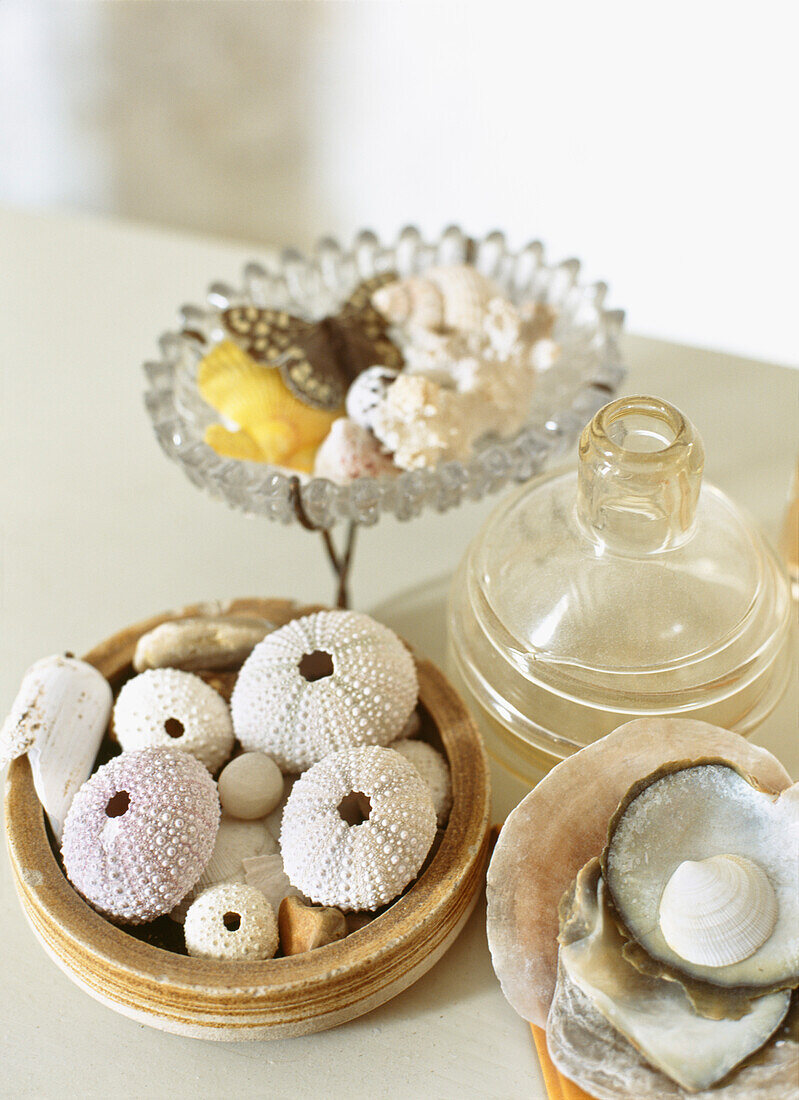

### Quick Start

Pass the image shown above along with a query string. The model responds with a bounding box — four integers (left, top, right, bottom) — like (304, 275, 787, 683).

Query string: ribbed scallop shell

(280, 745, 437, 911)
(659, 854, 778, 968)
(184, 883, 278, 960)
(61, 747, 220, 924)
(198, 340, 338, 471)
(372, 265, 501, 332)
(231, 610, 418, 772)
(113, 668, 234, 773)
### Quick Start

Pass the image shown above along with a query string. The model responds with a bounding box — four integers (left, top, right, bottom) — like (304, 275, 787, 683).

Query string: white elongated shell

(243, 851, 307, 912)
(231, 610, 418, 772)
(133, 615, 273, 672)
(1, 655, 112, 841)
(392, 739, 452, 827)
(184, 883, 278, 960)
(113, 668, 234, 772)
(659, 854, 778, 968)
(280, 745, 436, 911)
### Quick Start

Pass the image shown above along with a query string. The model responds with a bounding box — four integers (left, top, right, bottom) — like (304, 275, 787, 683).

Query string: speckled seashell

(0, 655, 112, 841)
(113, 668, 234, 773)
(132, 615, 274, 673)
(61, 747, 220, 924)
(199, 340, 338, 472)
(243, 851, 307, 912)
(313, 418, 398, 485)
(372, 265, 501, 333)
(184, 883, 278, 960)
(345, 365, 400, 433)
(280, 745, 437, 911)
(231, 611, 418, 772)
(392, 739, 453, 828)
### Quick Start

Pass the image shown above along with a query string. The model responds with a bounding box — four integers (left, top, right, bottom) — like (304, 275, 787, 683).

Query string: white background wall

(1, 1, 797, 366)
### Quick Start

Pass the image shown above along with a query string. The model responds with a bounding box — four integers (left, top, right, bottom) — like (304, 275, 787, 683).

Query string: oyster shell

(485, 718, 792, 1028)
(603, 763, 799, 992)
(659, 854, 778, 968)
(552, 859, 792, 1094)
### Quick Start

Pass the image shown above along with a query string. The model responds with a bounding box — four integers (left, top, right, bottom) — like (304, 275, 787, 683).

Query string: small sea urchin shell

(231, 611, 418, 772)
(184, 883, 278, 960)
(113, 668, 234, 773)
(280, 745, 437, 911)
(392, 739, 452, 827)
(61, 747, 220, 924)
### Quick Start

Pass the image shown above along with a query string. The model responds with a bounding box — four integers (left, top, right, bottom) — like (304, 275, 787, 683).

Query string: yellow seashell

(198, 341, 339, 470)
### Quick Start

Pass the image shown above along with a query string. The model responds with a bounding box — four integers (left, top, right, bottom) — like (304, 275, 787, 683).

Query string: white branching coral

(280, 745, 437, 911)
(61, 747, 220, 924)
(183, 883, 278, 960)
(113, 668, 234, 773)
(231, 611, 418, 773)
(392, 739, 453, 828)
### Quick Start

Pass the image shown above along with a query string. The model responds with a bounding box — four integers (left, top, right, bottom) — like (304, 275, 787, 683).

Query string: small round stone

(184, 883, 278, 960)
(218, 752, 284, 820)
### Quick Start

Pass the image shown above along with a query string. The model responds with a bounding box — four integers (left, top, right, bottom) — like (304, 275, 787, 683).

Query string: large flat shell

(485, 719, 792, 1027)
(547, 961, 798, 1100)
(133, 616, 274, 672)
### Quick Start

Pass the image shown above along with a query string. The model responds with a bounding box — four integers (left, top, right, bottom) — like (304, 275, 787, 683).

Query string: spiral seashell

(198, 340, 338, 471)
(371, 265, 501, 333)
(1, 655, 112, 841)
(659, 854, 778, 968)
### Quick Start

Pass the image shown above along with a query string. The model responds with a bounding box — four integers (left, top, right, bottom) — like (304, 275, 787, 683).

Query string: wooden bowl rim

(5, 597, 491, 996)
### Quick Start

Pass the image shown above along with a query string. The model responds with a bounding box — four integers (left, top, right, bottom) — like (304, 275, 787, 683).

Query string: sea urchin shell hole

(223, 911, 241, 931)
(105, 791, 129, 818)
(164, 717, 184, 739)
(299, 650, 334, 682)
(338, 791, 372, 826)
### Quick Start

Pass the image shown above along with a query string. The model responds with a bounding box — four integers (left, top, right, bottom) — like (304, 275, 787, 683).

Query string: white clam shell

(659, 854, 778, 968)
(243, 851, 307, 912)
(0, 655, 112, 841)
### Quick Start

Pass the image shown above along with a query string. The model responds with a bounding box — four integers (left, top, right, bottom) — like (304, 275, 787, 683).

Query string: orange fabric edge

(530, 1024, 595, 1100)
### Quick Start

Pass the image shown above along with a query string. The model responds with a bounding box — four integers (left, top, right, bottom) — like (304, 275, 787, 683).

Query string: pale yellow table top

(1, 206, 796, 1098)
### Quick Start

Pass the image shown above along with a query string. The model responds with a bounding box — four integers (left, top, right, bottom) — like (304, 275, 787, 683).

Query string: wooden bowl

(4, 598, 491, 1040)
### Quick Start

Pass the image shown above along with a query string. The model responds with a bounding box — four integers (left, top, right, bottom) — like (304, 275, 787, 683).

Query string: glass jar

(448, 395, 794, 782)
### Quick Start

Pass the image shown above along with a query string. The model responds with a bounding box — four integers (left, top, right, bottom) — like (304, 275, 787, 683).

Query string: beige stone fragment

(133, 616, 273, 672)
(278, 895, 348, 956)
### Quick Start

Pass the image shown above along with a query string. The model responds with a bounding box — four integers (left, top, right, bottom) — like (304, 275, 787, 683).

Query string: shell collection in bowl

(144, 227, 625, 529)
(486, 718, 798, 1098)
(2, 598, 490, 1039)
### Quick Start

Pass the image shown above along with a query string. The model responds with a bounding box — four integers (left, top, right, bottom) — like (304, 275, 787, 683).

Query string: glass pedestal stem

(289, 477, 358, 608)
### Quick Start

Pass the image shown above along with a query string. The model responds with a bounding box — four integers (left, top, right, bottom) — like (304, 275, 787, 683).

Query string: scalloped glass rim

(143, 226, 626, 528)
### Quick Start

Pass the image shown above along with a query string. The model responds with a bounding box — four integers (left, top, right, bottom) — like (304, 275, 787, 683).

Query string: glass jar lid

(450, 396, 793, 760)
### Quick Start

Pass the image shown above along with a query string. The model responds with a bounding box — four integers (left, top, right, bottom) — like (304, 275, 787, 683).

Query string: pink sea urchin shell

(231, 611, 418, 772)
(113, 668, 234, 772)
(280, 745, 437, 911)
(61, 747, 220, 924)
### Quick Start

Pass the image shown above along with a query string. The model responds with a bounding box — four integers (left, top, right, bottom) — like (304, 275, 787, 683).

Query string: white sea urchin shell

(392, 739, 452, 827)
(61, 747, 220, 924)
(280, 745, 437, 911)
(113, 668, 234, 773)
(184, 883, 278, 960)
(231, 611, 418, 772)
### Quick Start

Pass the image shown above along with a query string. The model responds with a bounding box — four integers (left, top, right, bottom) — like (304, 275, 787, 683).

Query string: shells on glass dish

(198, 340, 339, 471)
(658, 854, 778, 969)
(0, 655, 113, 841)
(133, 614, 274, 672)
(371, 265, 501, 332)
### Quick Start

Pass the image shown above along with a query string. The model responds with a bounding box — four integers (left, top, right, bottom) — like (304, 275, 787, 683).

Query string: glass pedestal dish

(448, 395, 795, 783)
(143, 226, 626, 606)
